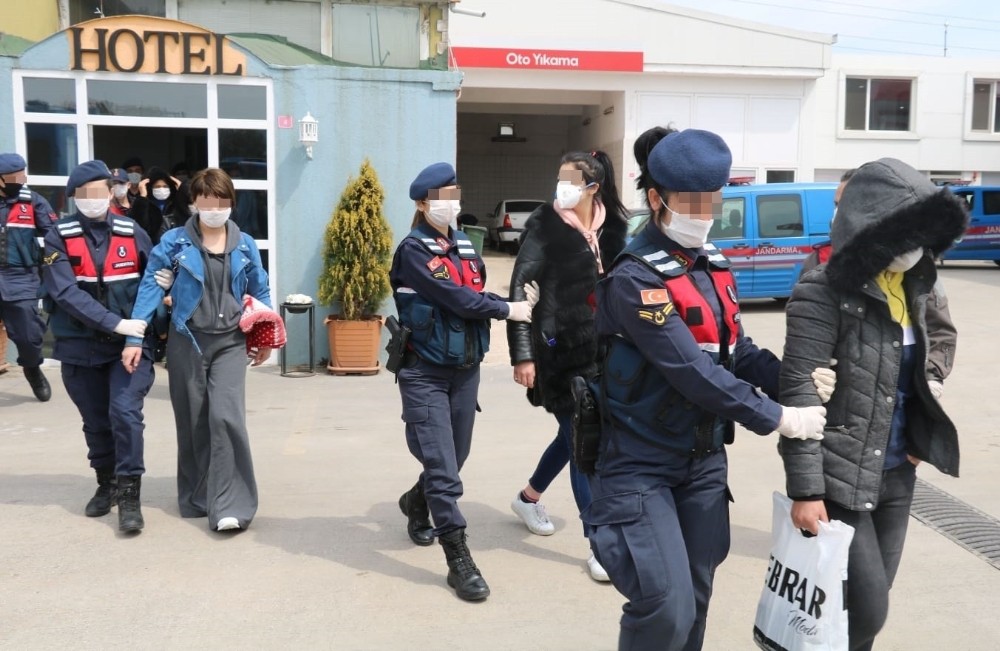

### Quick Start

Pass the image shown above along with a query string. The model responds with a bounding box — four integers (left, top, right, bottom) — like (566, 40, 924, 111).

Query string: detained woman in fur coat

(505, 150, 628, 581)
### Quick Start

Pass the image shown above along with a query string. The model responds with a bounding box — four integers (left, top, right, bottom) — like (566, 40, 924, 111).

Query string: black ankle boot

(116, 475, 144, 533)
(439, 528, 490, 601)
(85, 467, 116, 517)
(398, 482, 434, 546)
(24, 365, 51, 402)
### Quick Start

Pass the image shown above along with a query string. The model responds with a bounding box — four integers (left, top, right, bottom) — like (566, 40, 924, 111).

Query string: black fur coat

(506, 202, 627, 413)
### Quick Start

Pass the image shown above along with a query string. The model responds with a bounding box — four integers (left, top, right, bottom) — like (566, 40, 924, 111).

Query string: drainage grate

(910, 478, 1000, 570)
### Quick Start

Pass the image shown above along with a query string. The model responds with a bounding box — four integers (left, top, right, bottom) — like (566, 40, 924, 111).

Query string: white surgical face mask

(199, 207, 231, 228)
(427, 199, 461, 228)
(76, 197, 110, 219)
(662, 203, 714, 249)
(887, 247, 923, 272)
(112, 184, 128, 198)
(555, 181, 584, 210)
(127, 172, 142, 185)
(152, 187, 170, 201)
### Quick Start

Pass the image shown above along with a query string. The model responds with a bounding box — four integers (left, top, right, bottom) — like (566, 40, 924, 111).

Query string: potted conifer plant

(318, 159, 394, 375)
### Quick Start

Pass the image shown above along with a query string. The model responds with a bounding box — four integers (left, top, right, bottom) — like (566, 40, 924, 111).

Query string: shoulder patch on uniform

(432, 265, 451, 280)
(43, 251, 59, 265)
(636, 302, 674, 326)
(640, 288, 670, 305)
(426, 256, 444, 271)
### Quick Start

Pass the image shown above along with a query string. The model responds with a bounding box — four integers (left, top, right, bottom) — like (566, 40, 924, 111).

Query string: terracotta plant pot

(324, 315, 382, 375)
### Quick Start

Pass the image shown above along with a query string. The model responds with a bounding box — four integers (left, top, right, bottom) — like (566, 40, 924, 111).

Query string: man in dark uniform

(0, 152, 56, 401)
(42, 160, 154, 534)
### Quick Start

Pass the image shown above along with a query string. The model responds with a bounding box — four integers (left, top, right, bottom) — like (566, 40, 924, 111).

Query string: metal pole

(944, 21, 949, 58)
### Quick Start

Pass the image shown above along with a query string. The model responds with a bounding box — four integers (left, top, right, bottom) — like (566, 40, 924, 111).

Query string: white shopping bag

(753, 492, 855, 651)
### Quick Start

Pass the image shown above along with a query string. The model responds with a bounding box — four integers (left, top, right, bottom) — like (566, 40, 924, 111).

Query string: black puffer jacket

(507, 202, 627, 414)
(779, 158, 968, 511)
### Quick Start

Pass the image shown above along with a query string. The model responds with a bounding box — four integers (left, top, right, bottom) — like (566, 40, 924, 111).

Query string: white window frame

(13, 68, 278, 301)
(965, 74, 1000, 142)
(837, 71, 919, 140)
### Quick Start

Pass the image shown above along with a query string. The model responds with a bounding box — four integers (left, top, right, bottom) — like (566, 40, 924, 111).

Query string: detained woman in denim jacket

(122, 167, 272, 533)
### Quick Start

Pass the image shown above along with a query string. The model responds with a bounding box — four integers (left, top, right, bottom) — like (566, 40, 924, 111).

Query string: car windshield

(506, 201, 543, 213)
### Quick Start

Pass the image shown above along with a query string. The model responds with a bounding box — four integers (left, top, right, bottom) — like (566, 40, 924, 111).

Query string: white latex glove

(776, 405, 826, 441)
(505, 301, 533, 323)
(811, 359, 837, 403)
(523, 281, 540, 308)
(928, 379, 943, 402)
(113, 319, 147, 338)
(154, 268, 174, 290)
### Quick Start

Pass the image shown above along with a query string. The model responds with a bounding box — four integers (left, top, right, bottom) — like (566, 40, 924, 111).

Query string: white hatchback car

(486, 199, 545, 253)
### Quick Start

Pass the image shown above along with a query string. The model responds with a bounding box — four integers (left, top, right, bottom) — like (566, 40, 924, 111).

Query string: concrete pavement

(1, 252, 999, 650)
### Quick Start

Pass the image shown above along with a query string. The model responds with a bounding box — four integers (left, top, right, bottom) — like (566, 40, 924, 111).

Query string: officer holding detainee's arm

(42, 160, 154, 535)
(390, 162, 538, 602)
(582, 128, 831, 651)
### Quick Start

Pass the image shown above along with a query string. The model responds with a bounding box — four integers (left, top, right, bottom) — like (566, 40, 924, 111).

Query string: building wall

(3, 1, 60, 41)
(266, 63, 460, 362)
(815, 54, 1000, 178)
(2, 21, 461, 364)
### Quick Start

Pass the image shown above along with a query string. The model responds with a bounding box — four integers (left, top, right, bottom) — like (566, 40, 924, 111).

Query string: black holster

(384, 315, 411, 374)
(571, 376, 602, 474)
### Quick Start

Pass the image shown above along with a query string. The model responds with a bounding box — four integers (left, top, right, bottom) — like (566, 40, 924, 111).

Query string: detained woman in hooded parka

(779, 157, 968, 651)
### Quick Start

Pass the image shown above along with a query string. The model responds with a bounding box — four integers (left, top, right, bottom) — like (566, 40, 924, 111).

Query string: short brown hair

(189, 168, 235, 203)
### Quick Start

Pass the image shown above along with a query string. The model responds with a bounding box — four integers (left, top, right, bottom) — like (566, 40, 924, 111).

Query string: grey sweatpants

(167, 325, 258, 530)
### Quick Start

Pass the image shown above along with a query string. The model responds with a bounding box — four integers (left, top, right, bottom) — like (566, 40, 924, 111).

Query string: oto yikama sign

(67, 16, 246, 76)
(450, 47, 643, 72)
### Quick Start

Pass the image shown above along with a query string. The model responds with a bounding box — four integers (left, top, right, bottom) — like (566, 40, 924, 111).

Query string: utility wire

(838, 33, 1000, 53)
(675, 0, 1000, 32)
(801, 0, 1000, 26)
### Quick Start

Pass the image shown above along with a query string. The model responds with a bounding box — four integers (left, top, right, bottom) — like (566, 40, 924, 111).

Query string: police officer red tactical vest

(600, 232, 741, 456)
(1, 187, 43, 267)
(49, 216, 142, 340)
(395, 229, 490, 367)
(815, 241, 833, 264)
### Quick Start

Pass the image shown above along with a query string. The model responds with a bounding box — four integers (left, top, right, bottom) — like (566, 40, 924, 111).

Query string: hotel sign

(68, 16, 246, 75)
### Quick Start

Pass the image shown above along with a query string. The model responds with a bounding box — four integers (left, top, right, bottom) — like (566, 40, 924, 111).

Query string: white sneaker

(510, 496, 555, 536)
(216, 517, 240, 531)
(588, 552, 611, 582)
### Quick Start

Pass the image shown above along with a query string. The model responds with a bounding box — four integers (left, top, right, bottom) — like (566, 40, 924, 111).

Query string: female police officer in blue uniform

(0, 152, 56, 401)
(583, 129, 829, 651)
(41, 160, 154, 534)
(391, 162, 537, 602)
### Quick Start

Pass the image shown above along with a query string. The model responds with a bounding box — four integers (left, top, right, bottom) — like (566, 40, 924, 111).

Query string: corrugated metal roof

(226, 33, 338, 67)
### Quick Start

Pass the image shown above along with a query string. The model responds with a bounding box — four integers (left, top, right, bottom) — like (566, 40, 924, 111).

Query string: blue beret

(66, 160, 112, 196)
(0, 153, 26, 175)
(648, 129, 732, 192)
(409, 162, 457, 200)
(109, 167, 129, 184)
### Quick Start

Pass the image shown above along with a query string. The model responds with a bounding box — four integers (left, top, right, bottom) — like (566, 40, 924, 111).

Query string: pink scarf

(554, 198, 607, 273)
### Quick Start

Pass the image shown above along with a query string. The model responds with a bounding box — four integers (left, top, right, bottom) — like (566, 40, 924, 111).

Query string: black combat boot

(398, 482, 434, 546)
(116, 475, 144, 533)
(439, 528, 490, 601)
(85, 466, 116, 517)
(24, 365, 51, 402)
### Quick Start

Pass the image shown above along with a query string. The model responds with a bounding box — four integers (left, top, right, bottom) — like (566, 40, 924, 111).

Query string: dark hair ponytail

(559, 150, 628, 223)
(633, 125, 678, 203)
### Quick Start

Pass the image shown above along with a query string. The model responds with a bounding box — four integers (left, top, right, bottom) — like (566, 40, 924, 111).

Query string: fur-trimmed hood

(826, 158, 968, 291)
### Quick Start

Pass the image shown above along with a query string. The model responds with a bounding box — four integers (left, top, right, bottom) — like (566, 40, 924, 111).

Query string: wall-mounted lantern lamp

(299, 112, 318, 159)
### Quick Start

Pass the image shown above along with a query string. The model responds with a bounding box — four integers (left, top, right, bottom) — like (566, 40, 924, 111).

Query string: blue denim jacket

(127, 226, 271, 353)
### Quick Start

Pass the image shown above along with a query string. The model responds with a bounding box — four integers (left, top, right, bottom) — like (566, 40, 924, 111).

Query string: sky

(654, 0, 1000, 58)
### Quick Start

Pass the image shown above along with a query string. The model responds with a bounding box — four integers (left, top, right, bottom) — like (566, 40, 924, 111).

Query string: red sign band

(451, 47, 643, 72)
